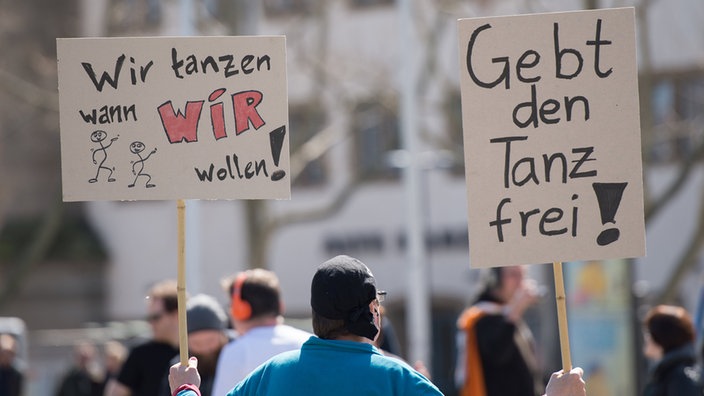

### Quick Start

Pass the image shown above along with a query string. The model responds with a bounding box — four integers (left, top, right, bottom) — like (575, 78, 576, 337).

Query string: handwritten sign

(458, 8, 645, 268)
(57, 36, 289, 201)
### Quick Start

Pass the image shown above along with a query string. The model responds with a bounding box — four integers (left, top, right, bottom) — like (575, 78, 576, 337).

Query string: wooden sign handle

(553, 261, 572, 372)
(177, 199, 189, 365)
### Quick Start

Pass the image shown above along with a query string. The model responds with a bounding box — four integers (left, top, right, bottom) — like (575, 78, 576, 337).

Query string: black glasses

(377, 291, 387, 303)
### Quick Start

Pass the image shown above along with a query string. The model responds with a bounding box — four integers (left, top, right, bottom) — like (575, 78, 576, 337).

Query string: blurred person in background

(96, 341, 127, 395)
(642, 304, 702, 396)
(456, 265, 544, 396)
(373, 303, 431, 380)
(160, 293, 232, 396)
(0, 333, 22, 396)
(105, 279, 180, 396)
(375, 304, 402, 356)
(184, 294, 231, 396)
(55, 341, 102, 396)
(211, 269, 311, 396)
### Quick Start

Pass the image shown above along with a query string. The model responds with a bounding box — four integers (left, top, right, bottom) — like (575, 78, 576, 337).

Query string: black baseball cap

(311, 255, 379, 340)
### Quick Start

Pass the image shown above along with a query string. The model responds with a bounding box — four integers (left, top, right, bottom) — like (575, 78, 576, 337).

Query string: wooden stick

(177, 199, 189, 365)
(552, 261, 572, 372)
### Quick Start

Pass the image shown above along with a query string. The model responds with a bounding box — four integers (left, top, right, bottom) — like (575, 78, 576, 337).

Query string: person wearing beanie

(187, 294, 231, 396)
(159, 294, 231, 396)
(169, 255, 586, 396)
(210, 269, 311, 396)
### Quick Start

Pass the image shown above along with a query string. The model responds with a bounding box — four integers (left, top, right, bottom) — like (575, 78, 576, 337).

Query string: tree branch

(656, 180, 704, 303)
(263, 173, 363, 238)
(289, 121, 347, 183)
(0, 196, 64, 309)
(0, 67, 59, 112)
(644, 134, 704, 224)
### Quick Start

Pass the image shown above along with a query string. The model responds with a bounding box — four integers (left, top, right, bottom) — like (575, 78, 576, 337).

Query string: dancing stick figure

(128, 141, 157, 188)
(88, 130, 118, 183)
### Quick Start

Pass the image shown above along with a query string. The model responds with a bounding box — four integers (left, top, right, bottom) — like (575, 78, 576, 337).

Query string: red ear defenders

(231, 272, 252, 321)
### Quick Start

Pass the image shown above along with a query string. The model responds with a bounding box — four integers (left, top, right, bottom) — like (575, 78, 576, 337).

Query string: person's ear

(368, 301, 378, 314)
(369, 301, 381, 323)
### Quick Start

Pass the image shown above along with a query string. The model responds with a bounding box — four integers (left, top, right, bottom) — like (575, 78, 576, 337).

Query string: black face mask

(345, 303, 379, 341)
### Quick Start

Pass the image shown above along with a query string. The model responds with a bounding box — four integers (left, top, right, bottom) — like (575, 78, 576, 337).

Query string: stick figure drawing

(128, 141, 157, 188)
(88, 130, 118, 183)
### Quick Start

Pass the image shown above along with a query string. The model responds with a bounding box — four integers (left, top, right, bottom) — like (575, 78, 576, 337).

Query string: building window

(352, 101, 400, 180)
(348, 0, 394, 8)
(443, 90, 466, 176)
(289, 104, 327, 187)
(263, 0, 313, 16)
(647, 72, 704, 164)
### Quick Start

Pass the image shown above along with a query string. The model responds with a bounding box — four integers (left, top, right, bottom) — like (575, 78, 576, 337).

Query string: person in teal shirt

(169, 255, 585, 396)
(226, 335, 439, 396)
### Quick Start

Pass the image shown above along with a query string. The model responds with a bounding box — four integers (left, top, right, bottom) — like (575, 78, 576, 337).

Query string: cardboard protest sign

(458, 8, 645, 268)
(57, 36, 289, 201)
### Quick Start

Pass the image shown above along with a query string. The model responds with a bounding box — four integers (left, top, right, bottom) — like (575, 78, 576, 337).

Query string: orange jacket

(457, 306, 488, 396)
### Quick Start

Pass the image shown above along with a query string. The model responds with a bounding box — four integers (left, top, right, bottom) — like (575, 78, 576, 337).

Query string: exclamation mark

(592, 182, 628, 246)
(270, 126, 286, 181)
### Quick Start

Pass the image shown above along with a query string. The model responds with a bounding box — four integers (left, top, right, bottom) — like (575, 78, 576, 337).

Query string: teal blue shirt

(177, 336, 442, 396)
(229, 336, 441, 396)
